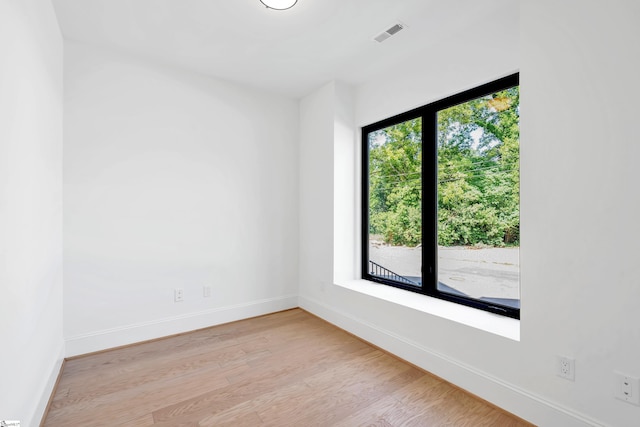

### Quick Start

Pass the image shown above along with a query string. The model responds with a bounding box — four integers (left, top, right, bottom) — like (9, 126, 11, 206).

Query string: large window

(362, 74, 520, 319)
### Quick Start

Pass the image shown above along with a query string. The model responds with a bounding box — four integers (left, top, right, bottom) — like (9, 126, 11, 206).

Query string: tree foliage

(368, 86, 519, 247)
(368, 119, 422, 246)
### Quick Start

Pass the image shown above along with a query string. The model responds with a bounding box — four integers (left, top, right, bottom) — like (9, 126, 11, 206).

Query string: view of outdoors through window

(366, 85, 520, 309)
(367, 118, 422, 287)
(437, 86, 520, 308)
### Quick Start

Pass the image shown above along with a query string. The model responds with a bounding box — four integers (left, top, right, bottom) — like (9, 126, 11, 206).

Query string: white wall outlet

(557, 356, 575, 381)
(203, 285, 211, 298)
(614, 371, 640, 406)
(174, 288, 184, 302)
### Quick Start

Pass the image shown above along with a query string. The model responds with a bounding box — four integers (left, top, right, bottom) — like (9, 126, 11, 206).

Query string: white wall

(298, 80, 357, 292)
(63, 42, 299, 355)
(299, 82, 336, 297)
(0, 0, 64, 425)
(299, 1, 640, 426)
(519, 1, 640, 425)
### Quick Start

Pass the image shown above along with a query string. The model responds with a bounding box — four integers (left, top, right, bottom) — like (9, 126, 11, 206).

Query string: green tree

(368, 118, 422, 246)
(437, 87, 520, 246)
(368, 86, 519, 247)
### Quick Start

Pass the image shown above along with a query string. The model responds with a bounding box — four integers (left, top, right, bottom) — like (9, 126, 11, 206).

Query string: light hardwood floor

(43, 309, 534, 426)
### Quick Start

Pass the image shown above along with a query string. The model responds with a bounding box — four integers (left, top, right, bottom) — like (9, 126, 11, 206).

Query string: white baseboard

(299, 295, 603, 427)
(65, 295, 298, 357)
(34, 343, 64, 427)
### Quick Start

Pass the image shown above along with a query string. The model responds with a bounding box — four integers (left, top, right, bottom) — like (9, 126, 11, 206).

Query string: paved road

(369, 243, 519, 300)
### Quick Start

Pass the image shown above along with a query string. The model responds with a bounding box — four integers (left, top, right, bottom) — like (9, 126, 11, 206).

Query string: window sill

(334, 279, 520, 341)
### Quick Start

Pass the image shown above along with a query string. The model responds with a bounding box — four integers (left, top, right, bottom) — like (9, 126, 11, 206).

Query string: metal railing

(369, 261, 419, 286)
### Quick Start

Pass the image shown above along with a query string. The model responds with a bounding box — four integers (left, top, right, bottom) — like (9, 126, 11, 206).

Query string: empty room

(1, 0, 639, 426)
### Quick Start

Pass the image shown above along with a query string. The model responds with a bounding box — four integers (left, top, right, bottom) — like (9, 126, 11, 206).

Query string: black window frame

(361, 73, 520, 319)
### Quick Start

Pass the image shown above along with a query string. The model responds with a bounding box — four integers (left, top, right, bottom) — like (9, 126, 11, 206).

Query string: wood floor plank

(45, 362, 233, 426)
(43, 309, 534, 426)
(258, 362, 424, 426)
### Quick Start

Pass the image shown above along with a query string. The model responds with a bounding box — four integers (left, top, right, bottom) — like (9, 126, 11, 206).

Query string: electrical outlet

(203, 286, 211, 298)
(557, 356, 575, 381)
(174, 288, 184, 302)
(614, 371, 640, 406)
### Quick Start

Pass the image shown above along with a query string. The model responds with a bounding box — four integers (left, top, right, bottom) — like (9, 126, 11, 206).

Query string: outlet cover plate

(557, 356, 575, 381)
(614, 371, 640, 406)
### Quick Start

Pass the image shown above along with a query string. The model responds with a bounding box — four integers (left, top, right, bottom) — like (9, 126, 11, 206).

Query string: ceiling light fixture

(260, 0, 298, 10)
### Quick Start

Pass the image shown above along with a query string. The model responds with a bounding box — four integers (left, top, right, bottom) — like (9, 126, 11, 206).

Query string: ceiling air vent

(373, 23, 405, 43)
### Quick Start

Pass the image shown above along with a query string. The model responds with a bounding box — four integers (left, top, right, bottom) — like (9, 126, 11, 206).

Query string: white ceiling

(52, 0, 518, 98)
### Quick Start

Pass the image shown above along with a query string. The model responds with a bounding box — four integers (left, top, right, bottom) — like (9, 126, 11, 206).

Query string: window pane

(436, 87, 520, 309)
(367, 118, 422, 287)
